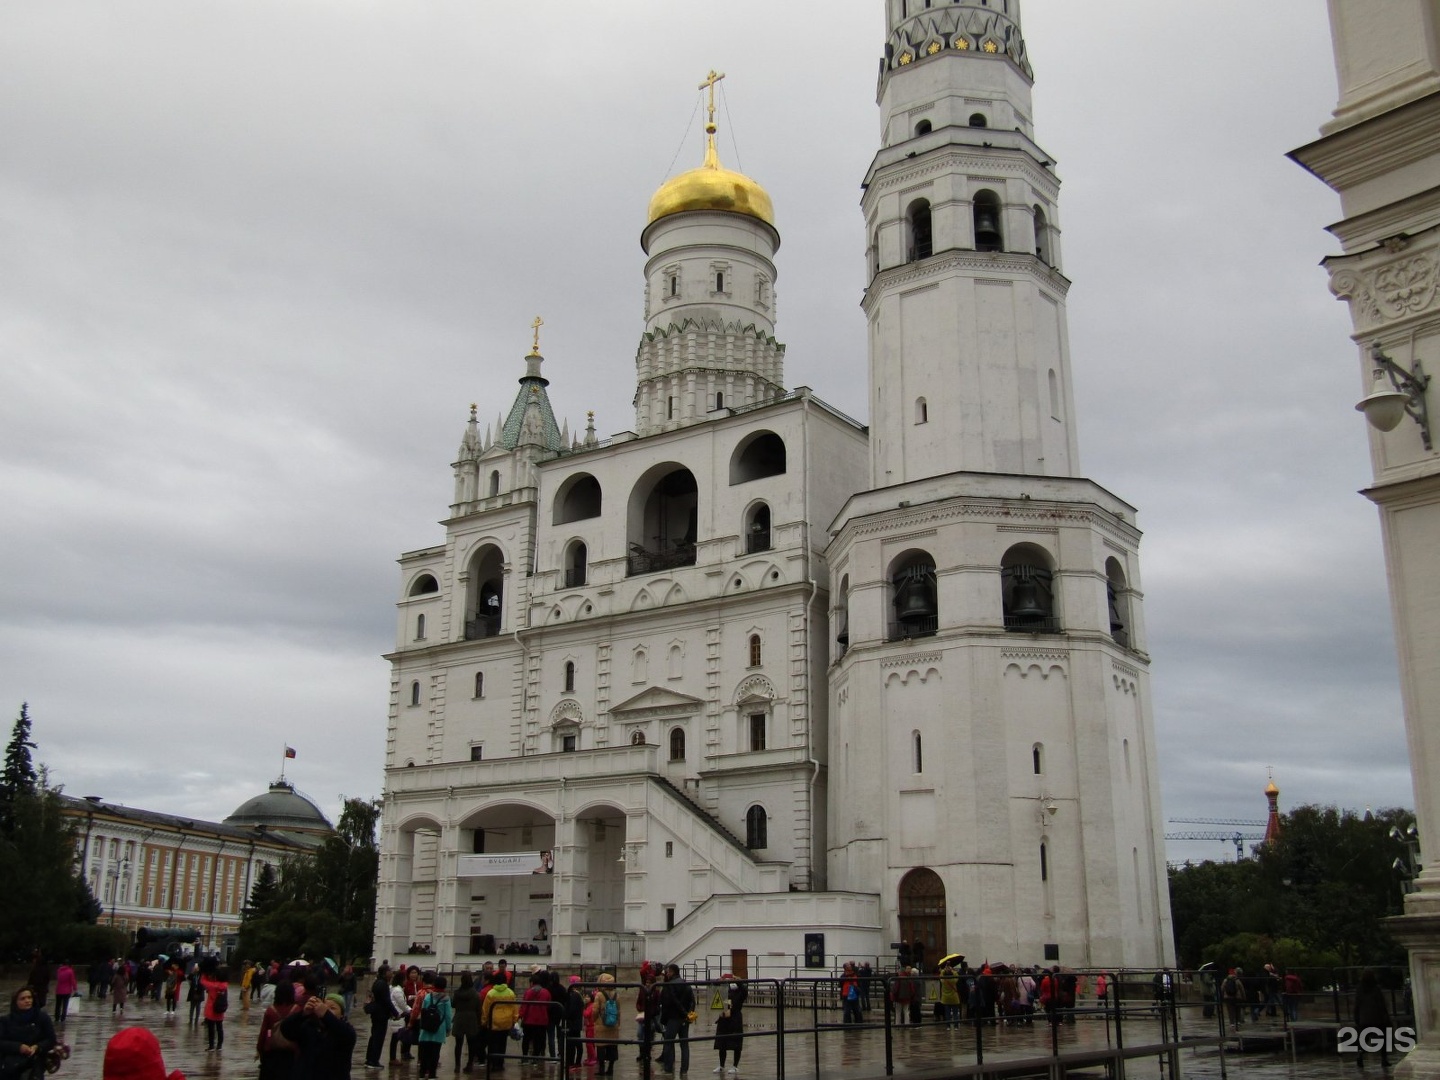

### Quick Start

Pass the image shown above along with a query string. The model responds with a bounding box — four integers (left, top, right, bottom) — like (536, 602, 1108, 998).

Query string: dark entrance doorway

(898, 867, 947, 972)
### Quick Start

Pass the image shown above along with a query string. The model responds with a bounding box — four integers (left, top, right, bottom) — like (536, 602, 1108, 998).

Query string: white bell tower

(863, 0, 1079, 488)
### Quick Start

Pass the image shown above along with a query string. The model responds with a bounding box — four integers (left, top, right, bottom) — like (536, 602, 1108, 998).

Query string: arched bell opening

(834, 574, 851, 659)
(465, 544, 506, 640)
(627, 464, 699, 575)
(973, 189, 1003, 252)
(744, 502, 772, 553)
(1106, 556, 1131, 648)
(889, 550, 938, 641)
(906, 198, 933, 262)
(1001, 543, 1058, 632)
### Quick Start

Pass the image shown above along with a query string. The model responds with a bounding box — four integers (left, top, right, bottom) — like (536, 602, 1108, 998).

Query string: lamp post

(107, 859, 129, 928)
(1392, 823, 1422, 903)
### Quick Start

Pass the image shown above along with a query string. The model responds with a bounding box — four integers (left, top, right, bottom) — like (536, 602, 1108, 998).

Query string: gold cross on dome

(699, 70, 726, 126)
(531, 315, 544, 354)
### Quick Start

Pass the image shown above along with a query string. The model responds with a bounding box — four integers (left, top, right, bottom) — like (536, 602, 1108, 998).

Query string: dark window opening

(716, 271, 725, 292)
(470, 746, 484, 762)
(1033, 744, 1043, 774)
(555, 474, 602, 524)
(627, 466, 699, 575)
(746, 503, 771, 553)
(409, 574, 439, 597)
(915, 119, 932, 136)
(1001, 547, 1059, 632)
(563, 661, 576, 694)
(474, 671, 484, 699)
(669, 727, 686, 762)
(891, 560, 938, 640)
(730, 432, 787, 484)
(562, 734, 577, 753)
(969, 113, 988, 128)
(746, 805, 768, 850)
(749, 713, 767, 752)
(907, 199, 933, 261)
(565, 541, 587, 588)
(974, 190, 1003, 251)
(748, 634, 762, 667)
(410, 681, 420, 707)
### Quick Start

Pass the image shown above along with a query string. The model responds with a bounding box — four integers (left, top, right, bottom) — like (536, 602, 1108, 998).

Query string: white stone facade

(375, 0, 1174, 973)
(1291, 2, 1440, 1071)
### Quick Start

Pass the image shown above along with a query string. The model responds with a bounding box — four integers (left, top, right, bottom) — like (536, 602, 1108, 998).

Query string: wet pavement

(29, 989, 1396, 1080)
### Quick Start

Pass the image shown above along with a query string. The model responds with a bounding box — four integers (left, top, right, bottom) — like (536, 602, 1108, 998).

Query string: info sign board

(457, 851, 555, 877)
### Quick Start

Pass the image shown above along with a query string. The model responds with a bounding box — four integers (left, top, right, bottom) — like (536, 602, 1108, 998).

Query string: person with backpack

(1222, 968, 1244, 1030)
(712, 973, 746, 1076)
(657, 964, 695, 1077)
(415, 975, 453, 1079)
(480, 971, 519, 1073)
(200, 965, 230, 1053)
(591, 973, 621, 1076)
(839, 962, 862, 1024)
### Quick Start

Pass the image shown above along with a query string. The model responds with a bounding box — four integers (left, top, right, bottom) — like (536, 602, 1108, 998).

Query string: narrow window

(716, 271, 724, 292)
(488, 471, 500, 497)
(669, 275, 678, 297)
(915, 397, 928, 424)
(665, 906, 676, 930)
(563, 661, 576, 694)
(667, 397, 675, 420)
(562, 733, 577, 753)
(1034, 204, 1050, 264)
(415, 613, 425, 640)
(665, 841, 674, 858)
(913, 731, 923, 774)
(474, 671, 484, 699)
(749, 634, 762, 667)
(1033, 743, 1044, 775)
(715, 391, 724, 410)
(409, 681, 420, 707)
(669, 727, 686, 761)
(745, 806, 768, 850)
(749, 713, 767, 752)
(973, 190, 1003, 251)
(907, 199, 933, 261)
(1040, 843, 1049, 882)
(870, 229, 880, 278)
(469, 745, 484, 762)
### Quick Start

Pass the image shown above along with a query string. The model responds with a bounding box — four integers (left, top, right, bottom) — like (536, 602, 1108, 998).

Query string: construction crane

(1169, 817, 1265, 827)
(1164, 829, 1266, 860)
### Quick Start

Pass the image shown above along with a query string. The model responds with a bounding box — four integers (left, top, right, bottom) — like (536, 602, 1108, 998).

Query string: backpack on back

(421, 994, 443, 1033)
(214, 987, 228, 1015)
(602, 993, 619, 1027)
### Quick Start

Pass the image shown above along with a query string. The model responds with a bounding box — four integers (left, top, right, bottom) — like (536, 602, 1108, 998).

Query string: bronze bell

(1009, 580, 1047, 620)
(895, 581, 938, 621)
(974, 207, 1001, 250)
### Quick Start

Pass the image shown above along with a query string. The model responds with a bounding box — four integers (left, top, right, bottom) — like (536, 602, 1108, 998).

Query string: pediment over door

(609, 685, 705, 722)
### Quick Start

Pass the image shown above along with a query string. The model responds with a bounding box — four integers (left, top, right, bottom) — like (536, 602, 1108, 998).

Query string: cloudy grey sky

(0, 1, 1409, 866)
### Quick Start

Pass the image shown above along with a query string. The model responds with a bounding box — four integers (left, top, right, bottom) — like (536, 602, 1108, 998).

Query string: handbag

(509, 1022, 523, 1042)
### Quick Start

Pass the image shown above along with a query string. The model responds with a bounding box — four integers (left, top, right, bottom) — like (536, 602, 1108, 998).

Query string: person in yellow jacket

(939, 963, 962, 1029)
(480, 971, 519, 1072)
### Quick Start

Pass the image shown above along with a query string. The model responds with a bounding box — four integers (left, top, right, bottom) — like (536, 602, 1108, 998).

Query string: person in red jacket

(200, 966, 230, 1052)
(518, 973, 552, 1063)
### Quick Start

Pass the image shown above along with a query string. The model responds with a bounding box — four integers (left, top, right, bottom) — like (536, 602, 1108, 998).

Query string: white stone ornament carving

(1373, 255, 1436, 318)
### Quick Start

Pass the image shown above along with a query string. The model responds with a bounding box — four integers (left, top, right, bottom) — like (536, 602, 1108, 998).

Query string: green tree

(0, 705, 103, 958)
(238, 796, 380, 963)
(1169, 803, 1411, 971)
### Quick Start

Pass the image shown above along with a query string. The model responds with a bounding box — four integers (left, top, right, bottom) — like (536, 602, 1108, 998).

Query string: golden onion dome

(647, 122, 774, 228)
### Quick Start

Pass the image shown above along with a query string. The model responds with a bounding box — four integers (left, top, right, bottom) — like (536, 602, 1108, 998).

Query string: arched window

(1040, 842, 1049, 882)
(716, 271, 725, 292)
(748, 634, 762, 667)
(1001, 544, 1058, 631)
(415, 614, 426, 640)
(746, 503, 771, 553)
(631, 730, 647, 745)
(730, 432, 787, 484)
(906, 199, 933, 261)
(669, 727, 686, 762)
(409, 681, 420, 707)
(1033, 743, 1044, 775)
(1107, 557, 1131, 648)
(913, 731, 923, 774)
(835, 574, 850, 657)
(565, 540, 587, 588)
(1034, 204, 1050, 264)
(554, 473, 602, 524)
(474, 672, 484, 699)
(715, 391, 724, 410)
(914, 119, 932, 136)
(968, 112, 988, 128)
(488, 471, 500, 497)
(669, 274, 678, 297)
(973, 190, 1002, 251)
(870, 229, 880, 279)
(890, 550, 938, 640)
(408, 574, 439, 597)
(563, 661, 576, 694)
(915, 397, 928, 424)
(745, 805, 768, 850)
(627, 464, 699, 574)
(465, 544, 506, 640)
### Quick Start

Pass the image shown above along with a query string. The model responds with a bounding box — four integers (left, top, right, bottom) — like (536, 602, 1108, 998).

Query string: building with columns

(1290, 2, 1440, 1073)
(376, 1, 1174, 973)
(64, 781, 331, 954)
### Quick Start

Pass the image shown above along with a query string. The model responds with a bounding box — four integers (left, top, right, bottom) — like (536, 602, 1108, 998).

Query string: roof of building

(224, 780, 333, 836)
(61, 784, 330, 851)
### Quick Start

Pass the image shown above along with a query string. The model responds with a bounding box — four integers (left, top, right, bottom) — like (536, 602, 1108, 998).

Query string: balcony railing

(564, 568, 587, 588)
(889, 616, 938, 641)
(1004, 614, 1062, 633)
(626, 544, 696, 576)
(746, 530, 771, 554)
(464, 615, 502, 641)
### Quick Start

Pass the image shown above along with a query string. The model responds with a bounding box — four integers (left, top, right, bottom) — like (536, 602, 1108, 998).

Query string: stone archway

(898, 867, 947, 972)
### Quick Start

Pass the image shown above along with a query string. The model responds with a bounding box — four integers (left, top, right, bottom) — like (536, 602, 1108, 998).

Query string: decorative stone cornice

(1001, 649, 1067, 663)
(844, 497, 1139, 549)
(1111, 659, 1141, 679)
(881, 654, 941, 668)
(863, 251, 1070, 314)
(1330, 248, 1439, 331)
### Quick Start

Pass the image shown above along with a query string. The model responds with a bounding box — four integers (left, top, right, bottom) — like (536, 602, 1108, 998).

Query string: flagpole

(280, 743, 287, 783)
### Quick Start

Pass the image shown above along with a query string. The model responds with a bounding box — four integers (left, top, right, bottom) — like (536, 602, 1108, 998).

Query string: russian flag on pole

(284, 746, 297, 759)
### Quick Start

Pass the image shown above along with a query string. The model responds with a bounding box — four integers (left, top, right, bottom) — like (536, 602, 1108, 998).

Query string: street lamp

(1391, 822, 1421, 896)
(1356, 345, 1432, 449)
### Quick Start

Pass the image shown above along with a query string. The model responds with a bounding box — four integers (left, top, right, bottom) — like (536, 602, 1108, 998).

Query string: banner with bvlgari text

(457, 851, 554, 878)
